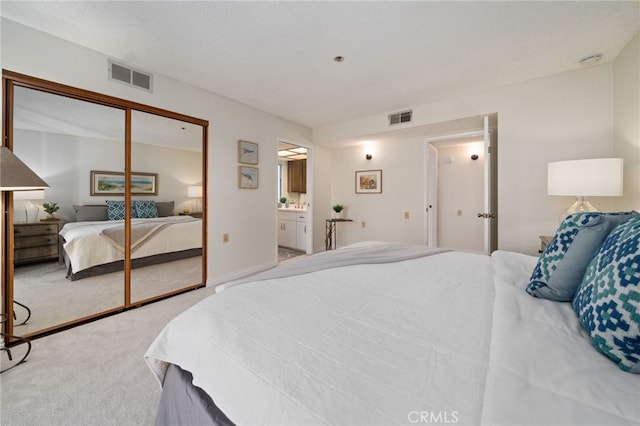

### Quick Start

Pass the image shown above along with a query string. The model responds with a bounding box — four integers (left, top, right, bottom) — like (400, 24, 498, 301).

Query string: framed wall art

(238, 140, 259, 165)
(238, 166, 259, 189)
(355, 169, 382, 194)
(90, 170, 158, 196)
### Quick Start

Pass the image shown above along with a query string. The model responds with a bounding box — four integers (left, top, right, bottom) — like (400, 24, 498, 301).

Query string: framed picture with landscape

(355, 169, 382, 194)
(90, 170, 158, 196)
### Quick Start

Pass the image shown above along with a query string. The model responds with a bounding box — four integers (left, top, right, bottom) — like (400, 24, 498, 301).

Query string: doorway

(425, 114, 498, 254)
(277, 141, 312, 260)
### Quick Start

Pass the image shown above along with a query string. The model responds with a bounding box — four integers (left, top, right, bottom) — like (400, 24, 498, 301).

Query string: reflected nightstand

(179, 212, 203, 218)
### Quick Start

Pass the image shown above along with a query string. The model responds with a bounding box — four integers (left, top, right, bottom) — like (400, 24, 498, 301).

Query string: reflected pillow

(73, 205, 108, 222)
(527, 212, 635, 301)
(573, 215, 640, 373)
(106, 200, 136, 220)
(156, 201, 175, 217)
(134, 200, 158, 218)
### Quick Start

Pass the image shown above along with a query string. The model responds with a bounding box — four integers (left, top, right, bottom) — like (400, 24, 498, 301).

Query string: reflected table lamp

(548, 158, 623, 219)
(0, 146, 49, 372)
(187, 185, 203, 213)
(13, 189, 45, 222)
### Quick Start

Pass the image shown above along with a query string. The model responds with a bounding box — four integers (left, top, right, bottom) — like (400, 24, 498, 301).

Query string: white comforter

(482, 251, 639, 425)
(145, 244, 640, 425)
(60, 216, 201, 273)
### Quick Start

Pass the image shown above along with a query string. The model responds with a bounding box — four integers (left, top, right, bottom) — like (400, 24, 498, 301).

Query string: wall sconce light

(470, 154, 479, 161)
(363, 142, 375, 160)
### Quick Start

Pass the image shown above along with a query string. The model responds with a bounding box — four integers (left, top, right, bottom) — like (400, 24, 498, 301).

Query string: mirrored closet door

(3, 70, 208, 340)
(129, 110, 204, 304)
(10, 85, 127, 337)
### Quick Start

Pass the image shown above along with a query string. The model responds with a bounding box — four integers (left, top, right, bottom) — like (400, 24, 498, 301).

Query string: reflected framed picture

(238, 140, 259, 165)
(90, 170, 158, 195)
(355, 169, 382, 194)
(238, 166, 259, 189)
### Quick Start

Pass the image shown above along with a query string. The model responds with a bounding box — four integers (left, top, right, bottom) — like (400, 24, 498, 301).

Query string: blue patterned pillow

(527, 212, 635, 301)
(105, 200, 136, 220)
(134, 200, 158, 218)
(573, 215, 640, 373)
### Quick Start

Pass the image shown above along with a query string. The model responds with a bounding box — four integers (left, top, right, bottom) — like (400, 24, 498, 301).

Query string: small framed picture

(355, 169, 382, 194)
(238, 140, 259, 165)
(238, 166, 259, 189)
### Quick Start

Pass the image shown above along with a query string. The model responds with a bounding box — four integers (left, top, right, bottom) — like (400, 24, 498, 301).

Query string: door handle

(477, 213, 496, 219)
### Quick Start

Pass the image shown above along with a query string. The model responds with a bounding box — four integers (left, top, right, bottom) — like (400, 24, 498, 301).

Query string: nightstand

(14, 221, 62, 265)
(539, 235, 553, 254)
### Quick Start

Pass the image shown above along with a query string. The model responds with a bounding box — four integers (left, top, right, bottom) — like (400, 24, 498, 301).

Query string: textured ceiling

(1, 1, 638, 129)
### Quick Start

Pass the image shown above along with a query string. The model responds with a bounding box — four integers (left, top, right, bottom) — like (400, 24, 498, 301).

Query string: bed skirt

(63, 248, 202, 281)
(157, 364, 234, 426)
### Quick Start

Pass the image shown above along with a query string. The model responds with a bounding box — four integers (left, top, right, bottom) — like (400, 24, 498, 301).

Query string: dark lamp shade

(0, 146, 49, 191)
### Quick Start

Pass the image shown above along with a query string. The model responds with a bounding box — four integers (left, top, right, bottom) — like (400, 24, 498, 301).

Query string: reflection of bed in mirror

(61, 203, 202, 281)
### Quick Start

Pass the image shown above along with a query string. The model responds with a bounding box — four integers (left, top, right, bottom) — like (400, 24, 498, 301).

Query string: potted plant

(279, 197, 287, 208)
(42, 202, 60, 221)
(332, 204, 344, 219)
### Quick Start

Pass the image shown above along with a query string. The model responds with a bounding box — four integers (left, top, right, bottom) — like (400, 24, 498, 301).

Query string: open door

(425, 113, 498, 254)
(480, 114, 498, 253)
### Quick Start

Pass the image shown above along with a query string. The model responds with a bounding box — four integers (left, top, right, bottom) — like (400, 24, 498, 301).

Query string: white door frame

(424, 116, 497, 253)
(425, 143, 438, 247)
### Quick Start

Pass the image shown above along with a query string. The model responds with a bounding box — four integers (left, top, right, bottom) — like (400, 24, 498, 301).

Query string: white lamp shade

(13, 190, 45, 200)
(548, 158, 623, 197)
(187, 185, 203, 198)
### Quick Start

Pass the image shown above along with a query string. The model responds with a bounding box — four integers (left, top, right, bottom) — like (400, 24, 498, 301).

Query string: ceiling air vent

(388, 109, 412, 126)
(108, 60, 153, 92)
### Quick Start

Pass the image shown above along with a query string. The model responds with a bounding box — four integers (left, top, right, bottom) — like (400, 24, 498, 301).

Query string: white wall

(317, 63, 624, 255)
(1, 19, 313, 284)
(2, 18, 637, 277)
(331, 137, 427, 247)
(311, 145, 333, 252)
(436, 143, 484, 252)
(13, 130, 201, 222)
(614, 32, 640, 212)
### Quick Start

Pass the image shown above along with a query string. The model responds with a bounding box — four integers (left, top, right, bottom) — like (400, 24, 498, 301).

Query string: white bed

(60, 216, 202, 279)
(145, 241, 639, 425)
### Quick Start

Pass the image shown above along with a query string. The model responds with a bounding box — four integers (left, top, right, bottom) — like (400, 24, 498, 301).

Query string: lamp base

(560, 196, 598, 221)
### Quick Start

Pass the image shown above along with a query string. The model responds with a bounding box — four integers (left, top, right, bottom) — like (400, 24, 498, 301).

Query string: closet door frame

(2, 69, 208, 340)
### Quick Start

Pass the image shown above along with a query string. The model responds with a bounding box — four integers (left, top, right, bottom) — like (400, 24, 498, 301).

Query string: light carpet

(0, 284, 217, 426)
(13, 256, 203, 337)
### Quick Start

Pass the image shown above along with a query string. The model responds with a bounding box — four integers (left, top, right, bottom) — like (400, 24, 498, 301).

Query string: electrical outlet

(404, 211, 410, 219)
(223, 233, 229, 243)
(361, 221, 366, 228)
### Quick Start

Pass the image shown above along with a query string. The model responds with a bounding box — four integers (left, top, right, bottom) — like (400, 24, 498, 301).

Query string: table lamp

(187, 185, 203, 213)
(13, 190, 45, 222)
(548, 158, 623, 218)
